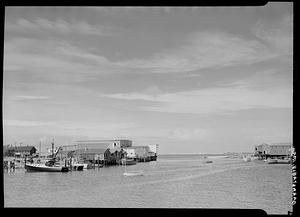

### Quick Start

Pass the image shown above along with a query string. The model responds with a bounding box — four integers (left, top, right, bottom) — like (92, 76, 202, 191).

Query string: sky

(3, 4, 293, 154)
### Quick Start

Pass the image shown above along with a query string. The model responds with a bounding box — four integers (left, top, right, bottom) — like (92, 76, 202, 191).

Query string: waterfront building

(254, 142, 292, 159)
(123, 146, 153, 161)
(77, 148, 110, 163)
(76, 139, 132, 149)
(3, 145, 37, 157)
(147, 144, 158, 161)
(60, 140, 131, 165)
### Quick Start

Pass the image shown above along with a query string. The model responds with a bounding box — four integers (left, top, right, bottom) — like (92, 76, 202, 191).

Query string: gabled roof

(76, 142, 109, 150)
(77, 148, 109, 155)
(7, 146, 36, 152)
(109, 147, 123, 153)
(270, 142, 292, 146)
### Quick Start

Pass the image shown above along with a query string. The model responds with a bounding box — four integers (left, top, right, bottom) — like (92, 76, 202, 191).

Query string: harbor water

(4, 155, 292, 214)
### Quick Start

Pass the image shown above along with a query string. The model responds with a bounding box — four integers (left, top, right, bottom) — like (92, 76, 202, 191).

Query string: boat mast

(52, 138, 54, 158)
(39, 140, 41, 160)
(124, 152, 127, 173)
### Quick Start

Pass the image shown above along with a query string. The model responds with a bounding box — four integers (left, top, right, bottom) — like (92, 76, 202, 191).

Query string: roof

(76, 142, 110, 150)
(76, 139, 132, 143)
(270, 143, 292, 146)
(109, 147, 123, 153)
(7, 146, 36, 152)
(124, 146, 150, 150)
(77, 148, 109, 155)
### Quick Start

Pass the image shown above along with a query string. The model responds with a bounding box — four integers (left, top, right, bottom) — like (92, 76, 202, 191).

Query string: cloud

(115, 30, 277, 74)
(3, 119, 54, 127)
(13, 95, 51, 100)
(167, 128, 210, 140)
(251, 14, 293, 55)
(101, 85, 292, 115)
(6, 18, 111, 36)
(4, 38, 120, 83)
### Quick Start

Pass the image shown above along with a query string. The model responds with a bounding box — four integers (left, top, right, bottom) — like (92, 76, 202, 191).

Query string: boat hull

(124, 171, 143, 176)
(267, 159, 278, 164)
(25, 164, 68, 172)
(72, 164, 84, 171)
(121, 159, 137, 165)
(276, 159, 290, 164)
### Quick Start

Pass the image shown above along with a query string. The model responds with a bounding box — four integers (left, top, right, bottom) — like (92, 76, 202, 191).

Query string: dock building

(123, 144, 158, 161)
(3, 145, 37, 157)
(60, 139, 131, 165)
(254, 143, 292, 160)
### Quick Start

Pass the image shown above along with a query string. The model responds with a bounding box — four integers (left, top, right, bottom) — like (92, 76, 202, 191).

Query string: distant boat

(204, 160, 213, 163)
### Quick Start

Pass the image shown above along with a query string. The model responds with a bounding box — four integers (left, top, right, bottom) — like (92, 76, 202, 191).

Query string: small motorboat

(267, 158, 278, 164)
(72, 163, 84, 171)
(121, 158, 137, 165)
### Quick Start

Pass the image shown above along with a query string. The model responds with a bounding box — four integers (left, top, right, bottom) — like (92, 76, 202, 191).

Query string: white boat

(276, 158, 290, 164)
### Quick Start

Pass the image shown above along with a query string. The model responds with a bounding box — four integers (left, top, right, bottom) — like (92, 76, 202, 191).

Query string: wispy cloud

(252, 14, 293, 55)
(6, 18, 112, 36)
(101, 85, 292, 115)
(13, 95, 51, 101)
(115, 31, 276, 73)
(4, 38, 118, 83)
(167, 128, 210, 140)
(4, 13, 292, 87)
(3, 119, 54, 127)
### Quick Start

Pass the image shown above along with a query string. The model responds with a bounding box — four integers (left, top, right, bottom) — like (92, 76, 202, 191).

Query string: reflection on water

(4, 155, 292, 214)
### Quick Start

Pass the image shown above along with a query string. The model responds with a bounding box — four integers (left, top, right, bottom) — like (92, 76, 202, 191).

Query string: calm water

(4, 155, 292, 214)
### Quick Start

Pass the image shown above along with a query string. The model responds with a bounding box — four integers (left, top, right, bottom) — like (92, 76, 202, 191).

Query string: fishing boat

(25, 141, 69, 172)
(25, 163, 69, 172)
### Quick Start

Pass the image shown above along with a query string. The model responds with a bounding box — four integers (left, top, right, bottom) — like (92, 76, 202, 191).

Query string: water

(4, 155, 292, 214)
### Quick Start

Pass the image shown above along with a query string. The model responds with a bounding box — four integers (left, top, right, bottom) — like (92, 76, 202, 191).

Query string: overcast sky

(3, 4, 293, 154)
